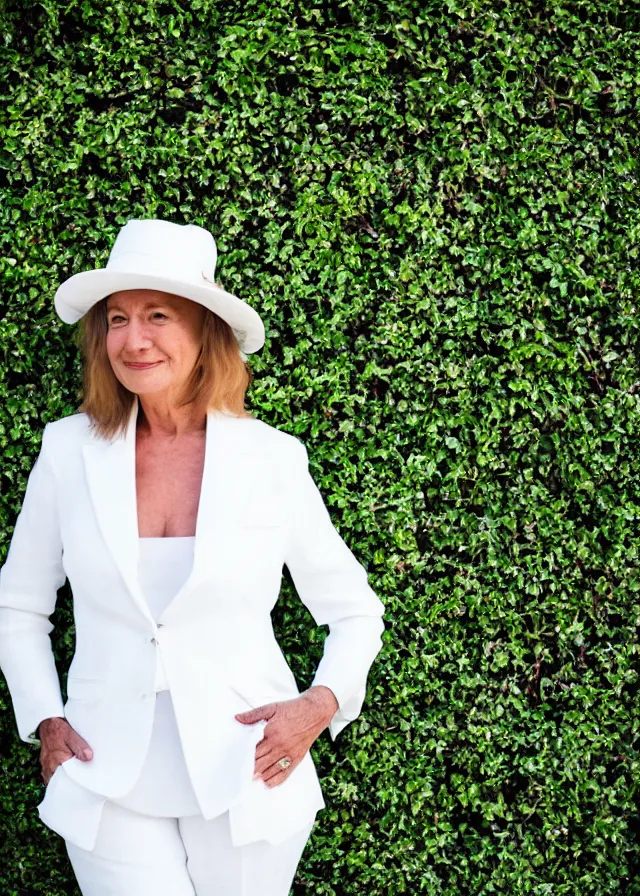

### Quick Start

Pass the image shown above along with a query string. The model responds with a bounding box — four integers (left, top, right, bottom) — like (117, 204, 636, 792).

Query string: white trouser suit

(0, 406, 386, 894)
(58, 536, 315, 895)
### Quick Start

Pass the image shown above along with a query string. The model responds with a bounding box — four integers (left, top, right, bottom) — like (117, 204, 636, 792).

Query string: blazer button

(150, 637, 158, 645)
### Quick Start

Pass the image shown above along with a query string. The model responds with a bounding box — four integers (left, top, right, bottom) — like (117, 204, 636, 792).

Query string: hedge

(0, 1, 639, 894)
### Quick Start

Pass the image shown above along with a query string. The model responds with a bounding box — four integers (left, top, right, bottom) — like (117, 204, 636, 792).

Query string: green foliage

(1, 0, 640, 893)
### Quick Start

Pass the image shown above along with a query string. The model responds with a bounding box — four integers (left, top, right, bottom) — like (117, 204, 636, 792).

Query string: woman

(0, 219, 385, 896)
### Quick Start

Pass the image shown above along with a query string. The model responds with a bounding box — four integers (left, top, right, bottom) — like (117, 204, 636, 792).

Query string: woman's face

(105, 289, 206, 402)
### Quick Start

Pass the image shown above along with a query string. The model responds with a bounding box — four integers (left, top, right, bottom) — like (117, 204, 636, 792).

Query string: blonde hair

(74, 294, 255, 441)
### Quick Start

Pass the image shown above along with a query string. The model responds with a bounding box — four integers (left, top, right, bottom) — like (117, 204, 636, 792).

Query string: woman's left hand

(234, 685, 339, 788)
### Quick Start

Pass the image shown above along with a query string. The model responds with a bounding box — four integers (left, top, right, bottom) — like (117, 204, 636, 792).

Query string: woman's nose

(124, 318, 153, 349)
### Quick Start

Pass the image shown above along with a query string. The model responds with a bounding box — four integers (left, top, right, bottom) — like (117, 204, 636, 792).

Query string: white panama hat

(53, 218, 266, 354)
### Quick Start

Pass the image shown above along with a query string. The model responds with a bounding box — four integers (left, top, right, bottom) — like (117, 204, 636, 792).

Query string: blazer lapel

(82, 395, 261, 624)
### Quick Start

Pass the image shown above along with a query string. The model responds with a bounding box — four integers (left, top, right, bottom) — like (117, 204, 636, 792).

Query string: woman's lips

(124, 361, 163, 369)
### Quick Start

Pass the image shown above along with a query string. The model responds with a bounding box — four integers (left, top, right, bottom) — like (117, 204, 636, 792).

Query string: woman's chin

(121, 375, 172, 395)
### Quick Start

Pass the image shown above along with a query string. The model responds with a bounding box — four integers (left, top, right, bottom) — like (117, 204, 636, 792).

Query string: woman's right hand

(38, 716, 94, 785)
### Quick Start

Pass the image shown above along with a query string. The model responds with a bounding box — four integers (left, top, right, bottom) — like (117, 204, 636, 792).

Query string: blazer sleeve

(284, 437, 385, 741)
(0, 423, 66, 745)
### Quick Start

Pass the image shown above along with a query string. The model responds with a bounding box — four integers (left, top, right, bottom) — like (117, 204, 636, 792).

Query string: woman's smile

(123, 361, 164, 369)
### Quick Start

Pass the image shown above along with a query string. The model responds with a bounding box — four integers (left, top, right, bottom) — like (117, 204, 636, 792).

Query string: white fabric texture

(65, 799, 315, 896)
(46, 530, 318, 892)
(0, 401, 384, 847)
(113, 536, 201, 817)
(139, 535, 193, 693)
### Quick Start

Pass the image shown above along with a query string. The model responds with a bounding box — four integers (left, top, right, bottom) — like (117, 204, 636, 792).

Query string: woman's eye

(108, 313, 167, 324)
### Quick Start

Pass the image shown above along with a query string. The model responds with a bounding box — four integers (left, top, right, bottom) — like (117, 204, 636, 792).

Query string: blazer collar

(82, 395, 262, 624)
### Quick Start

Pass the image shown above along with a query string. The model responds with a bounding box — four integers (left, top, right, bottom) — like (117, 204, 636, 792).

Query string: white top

(112, 536, 202, 817)
(137, 535, 194, 619)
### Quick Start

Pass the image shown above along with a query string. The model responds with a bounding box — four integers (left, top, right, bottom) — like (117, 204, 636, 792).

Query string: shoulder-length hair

(75, 294, 255, 441)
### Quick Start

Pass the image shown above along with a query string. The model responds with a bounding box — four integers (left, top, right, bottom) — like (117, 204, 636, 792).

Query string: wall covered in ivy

(0, 1, 639, 893)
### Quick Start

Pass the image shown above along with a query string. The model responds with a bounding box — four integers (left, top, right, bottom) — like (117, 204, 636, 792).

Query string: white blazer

(0, 395, 385, 848)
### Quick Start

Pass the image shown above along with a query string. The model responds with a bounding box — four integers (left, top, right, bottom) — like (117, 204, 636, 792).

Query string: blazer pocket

(230, 685, 263, 710)
(231, 688, 289, 711)
(230, 678, 299, 710)
(66, 677, 106, 703)
(44, 754, 74, 788)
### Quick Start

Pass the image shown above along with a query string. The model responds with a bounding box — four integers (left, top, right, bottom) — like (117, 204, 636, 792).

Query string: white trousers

(65, 800, 316, 896)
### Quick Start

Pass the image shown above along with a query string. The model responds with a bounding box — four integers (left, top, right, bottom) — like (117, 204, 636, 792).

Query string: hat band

(106, 251, 216, 285)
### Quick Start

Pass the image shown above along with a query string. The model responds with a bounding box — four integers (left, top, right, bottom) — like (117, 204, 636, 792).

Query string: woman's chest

(56, 430, 291, 616)
(135, 436, 206, 537)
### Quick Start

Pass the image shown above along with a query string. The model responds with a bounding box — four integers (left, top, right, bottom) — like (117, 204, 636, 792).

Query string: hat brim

(53, 270, 265, 354)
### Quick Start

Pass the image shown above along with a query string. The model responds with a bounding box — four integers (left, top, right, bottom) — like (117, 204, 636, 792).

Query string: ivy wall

(0, 1, 639, 893)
